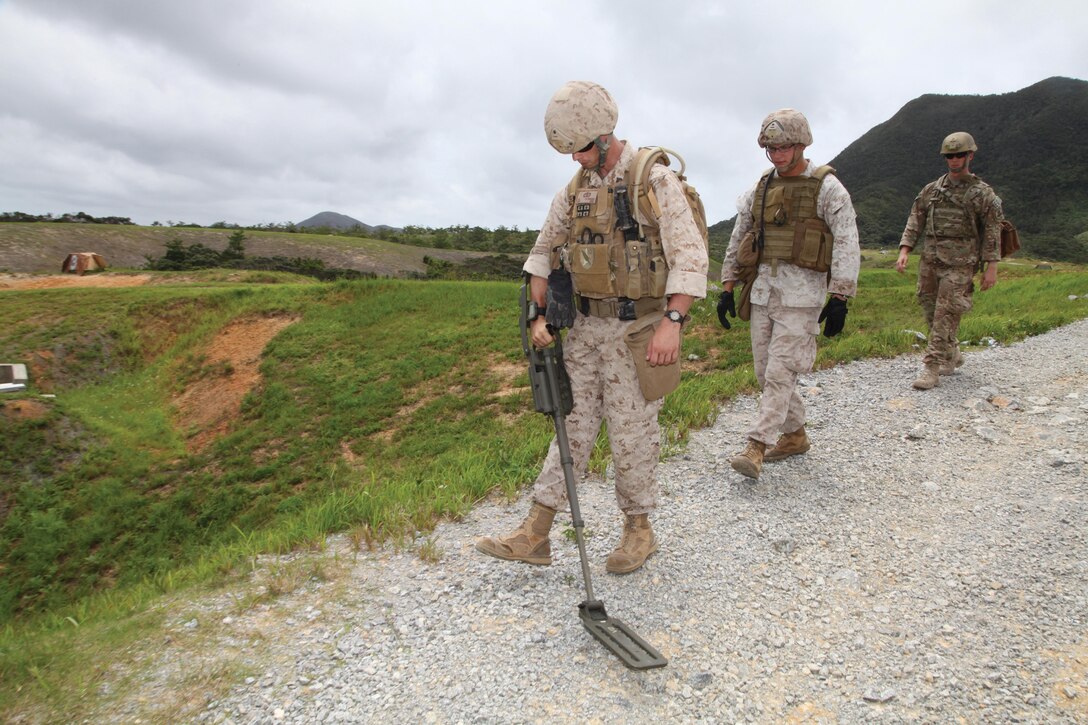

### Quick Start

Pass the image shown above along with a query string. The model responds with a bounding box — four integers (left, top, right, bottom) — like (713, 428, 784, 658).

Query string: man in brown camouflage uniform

(896, 132, 1003, 390)
(717, 109, 861, 480)
(476, 81, 708, 574)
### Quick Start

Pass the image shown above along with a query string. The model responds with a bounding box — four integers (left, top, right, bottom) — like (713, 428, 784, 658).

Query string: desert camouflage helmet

(758, 108, 813, 148)
(544, 81, 618, 154)
(940, 132, 977, 155)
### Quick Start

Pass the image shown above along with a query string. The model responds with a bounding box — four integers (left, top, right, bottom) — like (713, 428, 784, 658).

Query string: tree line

(1, 211, 134, 225)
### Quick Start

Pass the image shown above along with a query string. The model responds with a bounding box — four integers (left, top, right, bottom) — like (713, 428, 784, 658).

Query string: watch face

(667, 310, 682, 323)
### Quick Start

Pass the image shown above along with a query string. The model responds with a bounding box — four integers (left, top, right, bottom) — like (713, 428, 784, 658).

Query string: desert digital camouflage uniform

(720, 161, 861, 445)
(899, 174, 1002, 367)
(522, 140, 708, 514)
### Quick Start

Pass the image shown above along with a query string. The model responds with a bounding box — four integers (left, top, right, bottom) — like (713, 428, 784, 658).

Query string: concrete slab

(0, 363, 28, 393)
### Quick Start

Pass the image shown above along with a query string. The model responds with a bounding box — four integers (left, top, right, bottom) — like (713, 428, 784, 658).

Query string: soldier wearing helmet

(476, 81, 708, 574)
(716, 109, 861, 480)
(896, 131, 1004, 390)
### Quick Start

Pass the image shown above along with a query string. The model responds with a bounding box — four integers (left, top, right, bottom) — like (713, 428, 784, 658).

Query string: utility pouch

(737, 277, 755, 321)
(735, 229, 761, 267)
(549, 243, 564, 271)
(648, 255, 668, 297)
(569, 242, 615, 296)
(623, 314, 680, 401)
(762, 186, 786, 225)
(792, 219, 832, 272)
(999, 219, 1020, 258)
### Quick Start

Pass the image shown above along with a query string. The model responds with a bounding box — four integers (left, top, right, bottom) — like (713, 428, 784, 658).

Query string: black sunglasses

(577, 140, 596, 153)
(943, 152, 969, 159)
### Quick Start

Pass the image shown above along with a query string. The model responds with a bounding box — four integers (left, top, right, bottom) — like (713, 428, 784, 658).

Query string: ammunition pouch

(791, 218, 834, 272)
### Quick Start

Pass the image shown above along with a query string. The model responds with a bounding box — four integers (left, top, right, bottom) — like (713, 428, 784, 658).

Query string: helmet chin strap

(592, 135, 611, 175)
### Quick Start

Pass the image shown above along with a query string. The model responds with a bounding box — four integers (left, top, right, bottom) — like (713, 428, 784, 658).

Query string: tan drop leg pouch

(624, 313, 680, 401)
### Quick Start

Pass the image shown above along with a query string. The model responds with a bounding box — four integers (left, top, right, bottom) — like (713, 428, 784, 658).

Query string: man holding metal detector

(476, 81, 707, 580)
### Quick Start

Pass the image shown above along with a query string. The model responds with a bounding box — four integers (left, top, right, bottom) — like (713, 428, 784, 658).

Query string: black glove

(716, 289, 736, 329)
(545, 268, 575, 330)
(818, 296, 848, 337)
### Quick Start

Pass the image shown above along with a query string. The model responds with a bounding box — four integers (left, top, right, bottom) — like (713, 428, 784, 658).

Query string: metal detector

(520, 282, 667, 671)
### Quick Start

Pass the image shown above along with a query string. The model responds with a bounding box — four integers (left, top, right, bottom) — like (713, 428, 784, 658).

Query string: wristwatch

(527, 301, 546, 321)
(664, 309, 687, 326)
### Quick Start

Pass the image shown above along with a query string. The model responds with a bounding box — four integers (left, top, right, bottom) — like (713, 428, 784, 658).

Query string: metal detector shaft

(540, 346, 597, 605)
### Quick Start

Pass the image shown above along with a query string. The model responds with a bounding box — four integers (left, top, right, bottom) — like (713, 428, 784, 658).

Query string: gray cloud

(1, 0, 1085, 230)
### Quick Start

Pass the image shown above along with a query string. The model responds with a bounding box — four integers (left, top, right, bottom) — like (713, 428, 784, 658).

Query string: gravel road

(149, 318, 1086, 724)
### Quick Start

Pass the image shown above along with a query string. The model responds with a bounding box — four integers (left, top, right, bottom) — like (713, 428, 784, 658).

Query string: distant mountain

(297, 211, 400, 234)
(710, 77, 1088, 263)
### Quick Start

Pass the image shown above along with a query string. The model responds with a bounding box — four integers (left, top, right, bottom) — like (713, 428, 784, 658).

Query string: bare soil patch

(0, 273, 153, 290)
(0, 398, 50, 422)
(174, 315, 300, 452)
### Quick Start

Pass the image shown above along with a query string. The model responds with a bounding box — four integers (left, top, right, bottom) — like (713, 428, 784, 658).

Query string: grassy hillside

(0, 222, 516, 276)
(1, 257, 1087, 718)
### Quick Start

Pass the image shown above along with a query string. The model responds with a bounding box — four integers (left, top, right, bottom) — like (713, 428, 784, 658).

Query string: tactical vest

(560, 168, 668, 302)
(921, 174, 986, 267)
(749, 166, 835, 273)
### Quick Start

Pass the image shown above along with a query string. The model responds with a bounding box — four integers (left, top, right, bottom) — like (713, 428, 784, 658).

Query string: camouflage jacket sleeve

(719, 184, 758, 284)
(975, 187, 1003, 263)
(522, 187, 572, 280)
(898, 183, 935, 250)
(646, 164, 709, 299)
(819, 175, 860, 298)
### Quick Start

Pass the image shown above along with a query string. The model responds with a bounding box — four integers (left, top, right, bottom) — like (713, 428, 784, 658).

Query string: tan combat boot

(475, 502, 556, 565)
(764, 426, 810, 463)
(730, 439, 766, 479)
(939, 349, 964, 376)
(605, 513, 658, 574)
(912, 364, 941, 390)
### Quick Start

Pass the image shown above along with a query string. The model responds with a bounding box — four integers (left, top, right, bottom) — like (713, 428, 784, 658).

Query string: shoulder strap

(755, 169, 776, 251)
(628, 147, 666, 222)
(566, 168, 584, 206)
(810, 164, 836, 201)
(628, 146, 690, 223)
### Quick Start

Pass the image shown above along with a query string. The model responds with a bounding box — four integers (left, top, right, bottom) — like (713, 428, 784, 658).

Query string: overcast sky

(1, 0, 1086, 230)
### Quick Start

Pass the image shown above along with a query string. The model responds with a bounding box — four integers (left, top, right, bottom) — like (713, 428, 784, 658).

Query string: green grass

(0, 256, 1086, 719)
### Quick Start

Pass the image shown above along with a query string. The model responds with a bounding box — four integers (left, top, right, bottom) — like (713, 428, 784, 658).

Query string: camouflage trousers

(917, 258, 974, 367)
(747, 289, 820, 446)
(531, 314, 663, 516)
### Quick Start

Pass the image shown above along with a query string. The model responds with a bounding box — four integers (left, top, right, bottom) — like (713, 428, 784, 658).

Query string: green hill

(710, 77, 1088, 263)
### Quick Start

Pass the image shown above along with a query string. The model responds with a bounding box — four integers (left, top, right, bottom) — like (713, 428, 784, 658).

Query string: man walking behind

(896, 132, 1004, 390)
